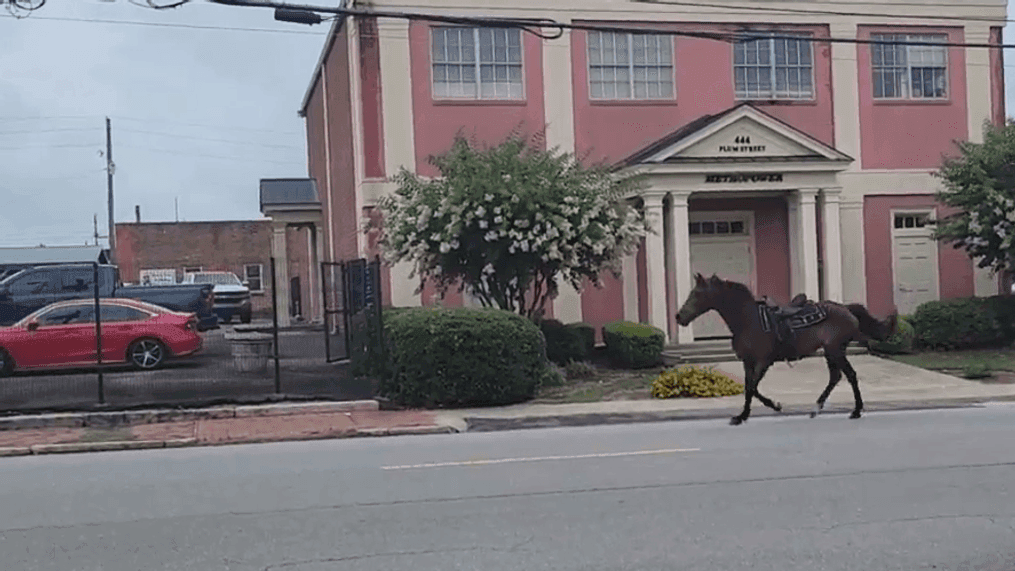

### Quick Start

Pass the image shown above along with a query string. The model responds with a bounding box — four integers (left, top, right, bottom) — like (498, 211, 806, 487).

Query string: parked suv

(182, 271, 252, 324)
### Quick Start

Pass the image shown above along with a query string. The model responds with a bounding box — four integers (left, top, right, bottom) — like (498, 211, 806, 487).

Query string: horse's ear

(709, 274, 721, 284)
(694, 273, 705, 286)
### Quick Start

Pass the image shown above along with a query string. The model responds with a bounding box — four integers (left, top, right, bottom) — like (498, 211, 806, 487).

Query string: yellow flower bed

(650, 365, 744, 399)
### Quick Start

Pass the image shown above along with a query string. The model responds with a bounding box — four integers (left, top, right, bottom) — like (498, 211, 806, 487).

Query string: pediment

(621, 104, 852, 167)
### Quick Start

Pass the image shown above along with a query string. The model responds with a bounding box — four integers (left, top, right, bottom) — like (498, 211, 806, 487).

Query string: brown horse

(676, 273, 898, 425)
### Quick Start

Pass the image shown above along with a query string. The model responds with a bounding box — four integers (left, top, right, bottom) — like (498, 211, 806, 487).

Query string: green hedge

(378, 306, 548, 408)
(868, 315, 916, 354)
(909, 296, 1015, 350)
(602, 321, 665, 368)
(539, 319, 596, 365)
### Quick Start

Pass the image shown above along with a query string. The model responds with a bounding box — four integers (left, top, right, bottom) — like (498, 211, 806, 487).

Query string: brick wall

(116, 220, 277, 317)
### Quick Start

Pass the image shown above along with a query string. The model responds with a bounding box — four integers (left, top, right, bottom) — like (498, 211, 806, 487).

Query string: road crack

(262, 544, 530, 570)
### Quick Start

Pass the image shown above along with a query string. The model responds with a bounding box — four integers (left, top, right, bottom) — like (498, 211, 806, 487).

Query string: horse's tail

(846, 303, 897, 342)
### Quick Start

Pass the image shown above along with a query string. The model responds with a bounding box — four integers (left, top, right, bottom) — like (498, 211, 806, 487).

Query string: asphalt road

(2, 405, 1014, 570)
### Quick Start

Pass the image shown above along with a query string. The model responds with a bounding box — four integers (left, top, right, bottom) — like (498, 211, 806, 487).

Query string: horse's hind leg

(840, 356, 863, 419)
(810, 352, 842, 418)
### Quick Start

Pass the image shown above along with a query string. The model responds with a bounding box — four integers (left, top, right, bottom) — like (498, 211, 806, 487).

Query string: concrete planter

(224, 332, 274, 373)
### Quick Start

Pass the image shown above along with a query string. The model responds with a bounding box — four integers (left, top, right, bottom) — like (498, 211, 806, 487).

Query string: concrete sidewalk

(2, 355, 1014, 456)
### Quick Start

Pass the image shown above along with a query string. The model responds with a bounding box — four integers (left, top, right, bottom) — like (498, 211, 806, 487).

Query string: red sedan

(0, 298, 203, 376)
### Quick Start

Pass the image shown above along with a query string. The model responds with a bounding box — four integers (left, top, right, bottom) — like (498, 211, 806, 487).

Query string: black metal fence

(0, 258, 382, 415)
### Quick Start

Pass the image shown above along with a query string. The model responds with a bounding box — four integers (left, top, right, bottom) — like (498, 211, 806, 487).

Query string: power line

(0, 13, 327, 34)
(117, 143, 305, 165)
(0, 127, 99, 135)
(630, 0, 1015, 25)
(117, 127, 304, 149)
(0, 115, 97, 123)
(112, 115, 303, 135)
(0, 142, 103, 150)
(203, 0, 1015, 49)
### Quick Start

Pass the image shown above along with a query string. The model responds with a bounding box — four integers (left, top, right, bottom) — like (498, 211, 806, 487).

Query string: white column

(378, 19, 417, 178)
(974, 259, 999, 297)
(666, 191, 695, 344)
(840, 199, 867, 304)
(621, 251, 639, 322)
(643, 193, 669, 342)
(313, 223, 326, 322)
(966, 27, 993, 145)
(820, 188, 844, 302)
(830, 22, 861, 170)
(271, 223, 291, 328)
(796, 189, 821, 301)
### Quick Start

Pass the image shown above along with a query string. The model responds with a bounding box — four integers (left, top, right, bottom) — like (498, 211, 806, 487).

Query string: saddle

(757, 294, 828, 364)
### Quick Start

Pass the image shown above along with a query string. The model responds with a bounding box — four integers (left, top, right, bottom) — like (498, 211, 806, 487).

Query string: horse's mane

(718, 279, 757, 301)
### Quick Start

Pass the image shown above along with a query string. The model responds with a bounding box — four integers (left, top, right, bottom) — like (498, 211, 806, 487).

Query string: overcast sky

(2, 1, 1014, 248)
(0, 0, 327, 247)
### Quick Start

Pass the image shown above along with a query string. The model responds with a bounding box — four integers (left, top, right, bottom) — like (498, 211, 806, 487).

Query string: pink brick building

(298, 0, 1008, 345)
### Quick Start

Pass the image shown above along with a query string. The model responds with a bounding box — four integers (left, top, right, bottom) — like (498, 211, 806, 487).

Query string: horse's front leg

(731, 360, 755, 425)
(732, 360, 775, 425)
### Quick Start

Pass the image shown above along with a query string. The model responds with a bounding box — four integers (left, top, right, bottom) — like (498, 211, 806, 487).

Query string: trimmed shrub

(602, 321, 665, 369)
(961, 363, 993, 379)
(651, 365, 744, 399)
(910, 297, 1008, 350)
(868, 315, 916, 354)
(539, 319, 588, 365)
(539, 363, 567, 388)
(564, 360, 597, 380)
(565, 322, 597, 358)
(379, 307, 548, 408)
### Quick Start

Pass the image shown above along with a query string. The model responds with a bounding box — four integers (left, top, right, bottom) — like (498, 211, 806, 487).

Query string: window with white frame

(587, 31, 674, 100)
(244, 264, 264, 293)
(733, 33, 814, 100)
(431, 26, 523, 99)
(871, 34, 948, 99)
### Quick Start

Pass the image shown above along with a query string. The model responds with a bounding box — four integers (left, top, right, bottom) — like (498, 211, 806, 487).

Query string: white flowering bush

(935, 120, 1015, 274)
(371, 134, 650, 317)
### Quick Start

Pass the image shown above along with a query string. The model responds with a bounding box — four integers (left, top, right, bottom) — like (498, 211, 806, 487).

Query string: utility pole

(105, 116, 116, 265)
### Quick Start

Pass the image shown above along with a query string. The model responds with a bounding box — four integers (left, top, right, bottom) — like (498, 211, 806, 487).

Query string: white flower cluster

(376, 179, 648, 287)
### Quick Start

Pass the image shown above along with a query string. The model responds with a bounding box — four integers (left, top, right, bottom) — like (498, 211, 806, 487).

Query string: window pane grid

(588, 31, 674, 100)
(734, 34, 814, 100)
(871, 33, 947, 99)
(432, 27, 523, 100)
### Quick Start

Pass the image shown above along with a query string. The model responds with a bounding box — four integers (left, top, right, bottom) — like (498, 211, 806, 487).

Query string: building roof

(259, 178, 321, 210)
(0, 245, 108, 266)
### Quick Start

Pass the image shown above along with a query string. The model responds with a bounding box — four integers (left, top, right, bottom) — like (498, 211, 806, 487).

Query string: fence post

(321, 261, 330, 361)
(270, 256, 281, 394)
(93, 262, 104, 405)
(373, 255, 386, 366)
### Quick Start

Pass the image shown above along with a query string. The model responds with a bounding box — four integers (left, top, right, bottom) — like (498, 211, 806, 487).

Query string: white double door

(687, 211, 756, 339)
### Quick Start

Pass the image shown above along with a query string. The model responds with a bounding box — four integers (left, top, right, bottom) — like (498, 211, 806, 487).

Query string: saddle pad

(785, 305, 828, 330)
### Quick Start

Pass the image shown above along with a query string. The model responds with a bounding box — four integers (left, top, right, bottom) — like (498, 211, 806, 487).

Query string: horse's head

(676, 273, 722, 327)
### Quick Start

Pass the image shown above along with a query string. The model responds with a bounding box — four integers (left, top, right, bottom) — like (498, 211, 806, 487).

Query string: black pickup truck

(0, 264, 219, 331)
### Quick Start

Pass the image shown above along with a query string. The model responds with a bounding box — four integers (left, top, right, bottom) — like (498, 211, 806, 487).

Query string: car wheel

(128, 339, 167, 370)
(0, 348, 13, 377)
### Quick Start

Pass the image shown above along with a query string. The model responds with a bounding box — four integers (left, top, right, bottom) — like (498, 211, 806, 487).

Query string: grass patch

(533, 362, 665, 404)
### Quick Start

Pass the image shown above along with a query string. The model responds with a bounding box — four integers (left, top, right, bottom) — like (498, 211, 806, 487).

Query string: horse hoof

(809, 411, 817, 419)
(729, 416, 744, 426)
(850, 411, 862, 419)
(774, 402, 783, 413)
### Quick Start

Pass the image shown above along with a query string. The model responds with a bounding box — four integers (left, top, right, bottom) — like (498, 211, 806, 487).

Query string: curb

(0, 400, 380, 432)
(462, 398, 1003, 432)
(0, 438, 199, 457)
(2, 425, 461, 457)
